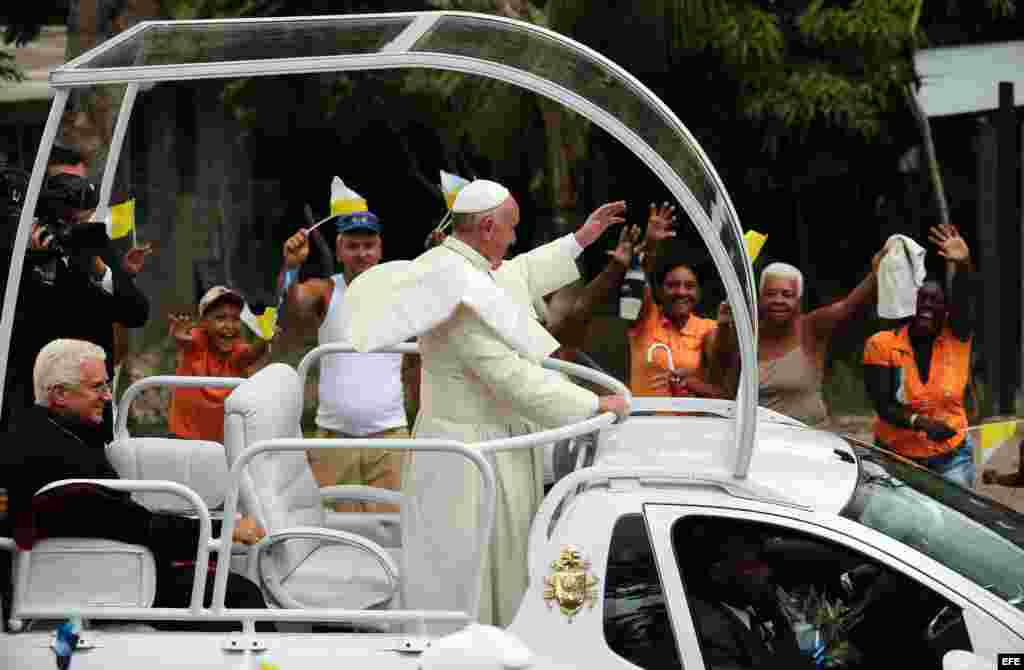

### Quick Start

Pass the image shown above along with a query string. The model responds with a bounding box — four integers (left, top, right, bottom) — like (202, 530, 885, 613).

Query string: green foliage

(0, 51, 23, 83)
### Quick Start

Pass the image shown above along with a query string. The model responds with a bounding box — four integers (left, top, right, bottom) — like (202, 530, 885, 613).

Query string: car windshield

(842, 440, 1024, 610)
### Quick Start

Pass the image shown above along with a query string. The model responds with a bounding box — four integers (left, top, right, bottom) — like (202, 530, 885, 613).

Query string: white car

(0, 10, 1018, 670)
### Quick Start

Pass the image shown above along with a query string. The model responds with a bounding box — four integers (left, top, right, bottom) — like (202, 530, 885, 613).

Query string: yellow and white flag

(329, 177, 368, 216)
(971, 419, 1020, 468)
(98, 198, 135, 240)
(744, 230, 767, 263)
(440, 170, 470, 209)
(240, 304, 278, 341)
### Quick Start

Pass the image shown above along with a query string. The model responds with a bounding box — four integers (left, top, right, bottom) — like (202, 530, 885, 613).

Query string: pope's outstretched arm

(502, 201, 627, 303)
(452, 312, 600, 427)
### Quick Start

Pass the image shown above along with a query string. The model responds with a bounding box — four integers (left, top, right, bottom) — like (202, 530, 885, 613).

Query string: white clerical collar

(443, 235, 493, 274)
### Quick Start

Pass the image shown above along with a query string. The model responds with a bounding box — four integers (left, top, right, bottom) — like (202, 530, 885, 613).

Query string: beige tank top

(759, 346, 829, 427)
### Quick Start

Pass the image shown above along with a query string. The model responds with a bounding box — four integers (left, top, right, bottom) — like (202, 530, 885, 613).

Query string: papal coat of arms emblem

(543, 545, 599, 621)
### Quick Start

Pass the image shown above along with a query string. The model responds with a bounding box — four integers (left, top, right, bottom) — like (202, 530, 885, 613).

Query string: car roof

(595, 416, 860, 514)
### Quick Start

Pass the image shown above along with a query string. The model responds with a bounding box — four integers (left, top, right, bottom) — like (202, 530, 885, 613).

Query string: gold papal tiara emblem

(543, 545, 599, 621)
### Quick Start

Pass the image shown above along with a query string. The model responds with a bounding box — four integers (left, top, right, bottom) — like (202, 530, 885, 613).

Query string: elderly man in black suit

(0, 339, 265, 631)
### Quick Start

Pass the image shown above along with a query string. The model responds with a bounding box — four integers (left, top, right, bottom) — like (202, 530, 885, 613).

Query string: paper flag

(241, 304, 278, 341)
(973, 419, 1020, 467)
(744, 230, 767, 263)
(329, 176, 368, 217)
(98, 199, 135, 240)
(440, 170, 470, 209)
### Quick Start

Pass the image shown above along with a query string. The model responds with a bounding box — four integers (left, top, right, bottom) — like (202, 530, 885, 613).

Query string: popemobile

(0, 10, 1021, 670)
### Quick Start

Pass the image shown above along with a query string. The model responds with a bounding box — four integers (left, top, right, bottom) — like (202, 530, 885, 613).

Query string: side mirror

(943, 650, 991, 670)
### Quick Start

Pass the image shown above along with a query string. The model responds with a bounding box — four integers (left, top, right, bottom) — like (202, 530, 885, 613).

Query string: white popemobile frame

(0, 10, 761, 635)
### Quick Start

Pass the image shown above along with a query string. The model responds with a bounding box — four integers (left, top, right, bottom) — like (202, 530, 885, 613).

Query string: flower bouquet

(776, 585, 862, 668)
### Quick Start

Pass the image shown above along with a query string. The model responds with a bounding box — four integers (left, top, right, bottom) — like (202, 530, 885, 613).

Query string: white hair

(33, 339, 106, 406)
(759, 262, 804, 298)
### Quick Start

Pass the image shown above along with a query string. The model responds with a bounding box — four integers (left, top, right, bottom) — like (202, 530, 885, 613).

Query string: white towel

(878, 234, 927, 319)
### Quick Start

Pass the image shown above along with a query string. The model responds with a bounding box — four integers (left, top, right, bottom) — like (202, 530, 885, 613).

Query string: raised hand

(607, 224, 642, 267)
(283, 228, 311, 269)
(717, 300, 732, 326)
(929, 224, 969, 265)
(122, 242, 155, 275)
(576, 201, 627, 248)
(646, 202, 677, 244)
(168, 313, 196, 341)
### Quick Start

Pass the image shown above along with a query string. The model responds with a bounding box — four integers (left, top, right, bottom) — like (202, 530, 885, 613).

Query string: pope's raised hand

(576, 201, 627, 248)
(283, 228, 310, 269)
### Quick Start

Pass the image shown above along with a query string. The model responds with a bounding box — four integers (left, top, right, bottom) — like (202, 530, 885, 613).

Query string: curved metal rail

(115, 375, 247, 439)
(212, 437, 496, 623)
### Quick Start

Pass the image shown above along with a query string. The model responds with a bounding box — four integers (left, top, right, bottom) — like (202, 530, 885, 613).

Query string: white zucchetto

(451, 179, 511, 214)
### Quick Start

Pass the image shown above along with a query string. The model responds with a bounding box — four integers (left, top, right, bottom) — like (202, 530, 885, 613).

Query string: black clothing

(1, 245, 149, 438)
(691, 597, 814, 670)
(0, 406, 264, 630)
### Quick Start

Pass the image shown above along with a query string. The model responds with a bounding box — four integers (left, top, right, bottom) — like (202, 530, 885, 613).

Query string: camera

(35, 173, 103, 257)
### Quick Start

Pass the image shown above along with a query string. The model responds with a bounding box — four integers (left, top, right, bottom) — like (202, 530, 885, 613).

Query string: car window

(672, 515, 971, 670)
(604, 514, 681, 670)
(843, 442, 1024, 611)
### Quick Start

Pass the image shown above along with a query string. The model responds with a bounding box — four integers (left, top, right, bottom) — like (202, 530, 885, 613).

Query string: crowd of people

(0, 142, 1003, 634)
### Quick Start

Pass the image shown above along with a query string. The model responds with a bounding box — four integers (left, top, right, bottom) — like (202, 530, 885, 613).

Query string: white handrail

(114, 375, 247, 439)
(297, 342, 631, 411)
(476, 413, 616, 454)
(296, 342, 417, 396)
(628, 397, 807, 427)
(211, 437, 496, 623)
(22, 479, 212, 614)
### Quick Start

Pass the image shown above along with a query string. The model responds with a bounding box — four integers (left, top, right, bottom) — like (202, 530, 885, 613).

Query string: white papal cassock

(344, 235, 597, 627)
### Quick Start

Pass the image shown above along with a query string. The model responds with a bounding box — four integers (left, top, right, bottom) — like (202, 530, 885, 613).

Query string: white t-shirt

(316, 274, 406, 436)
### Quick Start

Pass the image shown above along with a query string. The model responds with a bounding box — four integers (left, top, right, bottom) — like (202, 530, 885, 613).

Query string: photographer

(1, 169, 149, 438)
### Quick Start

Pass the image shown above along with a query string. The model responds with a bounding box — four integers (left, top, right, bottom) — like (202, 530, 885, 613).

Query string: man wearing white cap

(344, 179, 629, 627)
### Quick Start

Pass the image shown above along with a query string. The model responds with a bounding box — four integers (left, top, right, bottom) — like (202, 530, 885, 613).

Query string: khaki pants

(308, 426, 408, 513)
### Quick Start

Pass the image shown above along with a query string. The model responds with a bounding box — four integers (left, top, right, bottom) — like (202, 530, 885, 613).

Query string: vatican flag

(329, 177, 368, 216)
(744, 230, 767, 263)
(98, 199, 135, 240)
(241, 304, 278, 341)
(440, 170, 470, 209)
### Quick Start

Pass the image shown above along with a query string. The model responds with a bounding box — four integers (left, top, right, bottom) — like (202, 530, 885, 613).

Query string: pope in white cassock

(344, 180, 629, 627)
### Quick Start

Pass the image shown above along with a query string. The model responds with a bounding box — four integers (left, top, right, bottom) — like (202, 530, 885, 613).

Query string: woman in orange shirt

(863, 224, 975, 487)
(628, 204, 723, 398)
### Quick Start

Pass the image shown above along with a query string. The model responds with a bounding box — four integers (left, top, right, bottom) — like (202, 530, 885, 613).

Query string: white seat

(13, 538, 157, 611)
(106, 438, 229, 513)
(223, 363, 401, 611)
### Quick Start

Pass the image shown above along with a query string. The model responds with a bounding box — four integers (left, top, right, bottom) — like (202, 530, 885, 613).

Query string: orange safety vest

(863, 325, 971, 459)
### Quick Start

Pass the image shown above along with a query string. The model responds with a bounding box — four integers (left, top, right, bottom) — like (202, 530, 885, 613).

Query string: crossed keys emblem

(543, 545, 599, 622)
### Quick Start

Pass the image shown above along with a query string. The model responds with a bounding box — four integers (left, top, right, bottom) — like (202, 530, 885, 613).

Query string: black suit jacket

(0, 406, 200, 556)
(1, 247, 149, 437)
(691, 597, 815, 670)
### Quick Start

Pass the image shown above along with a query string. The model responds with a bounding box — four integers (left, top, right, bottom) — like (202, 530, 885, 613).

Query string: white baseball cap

(451, 179, 511, 214)
(199, 285, 244, 318)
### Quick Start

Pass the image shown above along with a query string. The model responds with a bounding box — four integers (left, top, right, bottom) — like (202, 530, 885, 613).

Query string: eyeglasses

(53, 381, 112, 396)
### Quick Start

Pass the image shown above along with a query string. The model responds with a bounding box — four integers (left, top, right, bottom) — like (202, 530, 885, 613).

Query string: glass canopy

(4, 10, 760, 475)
